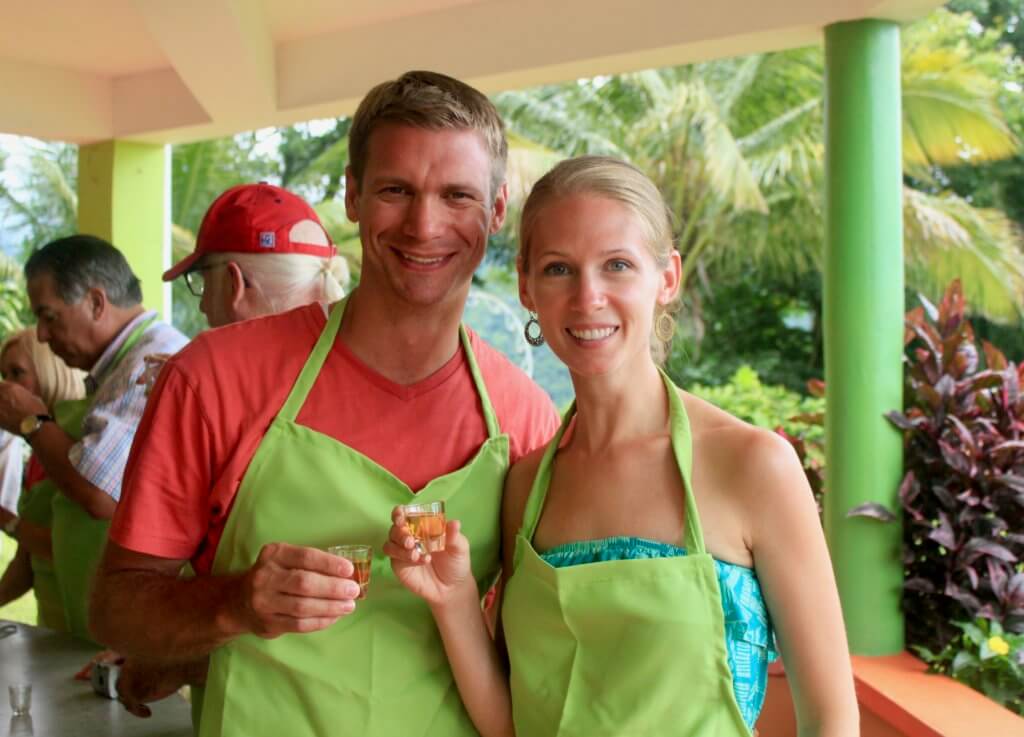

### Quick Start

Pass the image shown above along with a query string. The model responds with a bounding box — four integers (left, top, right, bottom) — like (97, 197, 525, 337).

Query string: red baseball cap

(163, 183, 335, 281)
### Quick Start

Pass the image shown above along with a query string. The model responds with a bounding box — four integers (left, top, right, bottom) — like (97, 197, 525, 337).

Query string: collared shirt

(0, 430, 26, 515)
(68, 310, 188, 502)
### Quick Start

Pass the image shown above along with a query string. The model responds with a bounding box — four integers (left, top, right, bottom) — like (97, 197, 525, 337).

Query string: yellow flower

(987, 636, 1010, 656)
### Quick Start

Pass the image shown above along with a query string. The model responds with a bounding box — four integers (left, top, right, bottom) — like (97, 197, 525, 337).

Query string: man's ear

(86, 287, 108, 321)
(489, 181, 509, 234)
(345, 167, 361, 223)
(225, 262, 247, 308)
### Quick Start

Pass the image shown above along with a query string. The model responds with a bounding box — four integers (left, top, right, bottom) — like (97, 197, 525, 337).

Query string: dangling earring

(655, 310, 676, 343)
(524, 312, 545, 346)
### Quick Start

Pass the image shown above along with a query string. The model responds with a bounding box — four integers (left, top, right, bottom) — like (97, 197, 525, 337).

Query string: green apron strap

(278, 300, 347, 421)
(519, 372, 706, 554)
(518, 402, 575, 542)
(660, 369, 705, 555)
(278, 298, 501, 442)
(458, 324, 500, 440)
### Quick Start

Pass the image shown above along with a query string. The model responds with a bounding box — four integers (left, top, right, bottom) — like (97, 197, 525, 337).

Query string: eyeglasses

(183, 261, 253, 298)
(183, 264, 222, 298)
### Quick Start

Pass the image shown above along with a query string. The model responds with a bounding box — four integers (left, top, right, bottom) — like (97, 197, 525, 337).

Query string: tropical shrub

(887, 280, 1024, 657)
(914, 617, 1024, 715)
(688, 365, 823, 436)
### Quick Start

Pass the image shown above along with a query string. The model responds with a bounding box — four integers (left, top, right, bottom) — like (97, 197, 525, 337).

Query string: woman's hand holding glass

(383, 505, 474, 608)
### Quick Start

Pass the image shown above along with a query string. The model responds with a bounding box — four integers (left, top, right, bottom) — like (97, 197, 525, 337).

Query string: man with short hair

(0, 235, 187, 640)
(92, 71, 559, 737)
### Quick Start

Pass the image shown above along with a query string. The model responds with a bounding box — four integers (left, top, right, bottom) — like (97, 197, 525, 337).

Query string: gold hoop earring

(524, 313, 545, 347)
(655, 311, 676, 343)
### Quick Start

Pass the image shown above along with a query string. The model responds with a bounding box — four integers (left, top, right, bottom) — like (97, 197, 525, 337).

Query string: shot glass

(325, 544, 373, 599)
(401, 500, 446, 554)
(8, 683, 31, 715)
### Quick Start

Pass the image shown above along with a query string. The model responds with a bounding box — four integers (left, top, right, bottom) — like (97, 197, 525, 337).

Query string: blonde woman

(386, 156, 859, 736)
(0, 328, 86, 629)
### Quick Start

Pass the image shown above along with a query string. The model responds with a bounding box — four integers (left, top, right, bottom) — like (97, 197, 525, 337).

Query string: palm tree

(0, 253, 29, 338)
(496, 8, 1024, 323)
(0, 139, 78, 260)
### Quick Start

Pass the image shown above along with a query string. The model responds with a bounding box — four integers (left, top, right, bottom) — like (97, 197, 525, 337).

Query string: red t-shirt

(110, 303, 559, 574)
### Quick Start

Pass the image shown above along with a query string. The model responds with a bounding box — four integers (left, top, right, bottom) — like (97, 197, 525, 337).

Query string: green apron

(196, 298, 509, 737)
(16, 400, 85, 631)
(18, 476, 65, 630)
(51, 315, 157, 644)
(502, 370, 752, 737)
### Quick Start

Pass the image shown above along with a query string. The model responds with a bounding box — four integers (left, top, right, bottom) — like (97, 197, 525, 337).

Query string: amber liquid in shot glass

(326, 545, 372, 599)
(403, 501, 446, 553)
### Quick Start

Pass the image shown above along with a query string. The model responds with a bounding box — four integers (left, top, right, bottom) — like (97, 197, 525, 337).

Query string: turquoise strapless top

(541, 536, 779, 730)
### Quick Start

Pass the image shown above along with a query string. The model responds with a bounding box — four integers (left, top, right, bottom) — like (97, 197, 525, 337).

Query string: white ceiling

(0, 0, 943, 145)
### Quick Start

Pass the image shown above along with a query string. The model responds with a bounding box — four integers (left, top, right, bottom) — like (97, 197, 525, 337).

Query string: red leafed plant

(887, 280, 1024, 651)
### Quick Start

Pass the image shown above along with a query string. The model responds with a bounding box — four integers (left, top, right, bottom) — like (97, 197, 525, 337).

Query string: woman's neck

(568, 357, 670, 454)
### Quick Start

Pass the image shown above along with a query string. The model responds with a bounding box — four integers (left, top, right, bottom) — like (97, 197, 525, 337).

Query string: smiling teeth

(401, 253, 445, 265)
(568, 327, 616, 341)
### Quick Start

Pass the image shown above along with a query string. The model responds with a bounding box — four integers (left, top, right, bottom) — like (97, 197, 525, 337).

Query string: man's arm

(116, 656, 210, 719)
(90, 541, 362, 661)
(28, 422, 115, 519)
(0, 507, 52, 560)
(0, 381, 115, 519)
(0, 544, 33, 607)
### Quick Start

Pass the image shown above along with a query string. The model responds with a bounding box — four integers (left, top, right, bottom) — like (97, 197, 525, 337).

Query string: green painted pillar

(823, 20, 905, 655)
(78, 141, 169, 318)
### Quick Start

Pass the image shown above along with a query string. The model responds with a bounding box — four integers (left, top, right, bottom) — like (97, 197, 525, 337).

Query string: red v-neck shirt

(110, 303, 559, 574)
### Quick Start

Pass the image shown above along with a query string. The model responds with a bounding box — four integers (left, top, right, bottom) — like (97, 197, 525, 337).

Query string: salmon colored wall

(755, 654, 1024, 737)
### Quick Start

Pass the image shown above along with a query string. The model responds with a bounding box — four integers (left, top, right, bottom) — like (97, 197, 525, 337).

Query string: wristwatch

(19, 413, 54, 440)
(2, 515, 19, 538)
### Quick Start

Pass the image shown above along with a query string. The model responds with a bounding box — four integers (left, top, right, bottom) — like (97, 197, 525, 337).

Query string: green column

(78, 141, 168, 317)
(823, 20, 905, 655)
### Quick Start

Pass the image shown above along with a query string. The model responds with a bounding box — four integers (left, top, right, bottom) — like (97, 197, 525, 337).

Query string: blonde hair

(519, 155, 680, 363)
(0, 328, 86, 409)
(208, 252, 350, 314)
(348, 70, 507, 200)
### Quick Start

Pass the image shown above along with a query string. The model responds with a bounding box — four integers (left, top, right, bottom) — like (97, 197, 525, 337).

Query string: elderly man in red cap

(134, 182, 350, 389)
(164, 182, 349, 328)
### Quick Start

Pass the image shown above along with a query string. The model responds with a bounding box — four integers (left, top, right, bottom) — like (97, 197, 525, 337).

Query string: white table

(0, 619, 192, 736)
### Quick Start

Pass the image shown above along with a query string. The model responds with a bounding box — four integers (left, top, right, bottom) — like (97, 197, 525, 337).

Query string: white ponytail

(219, 252, 351, 314)
(320, 255, 350, 303)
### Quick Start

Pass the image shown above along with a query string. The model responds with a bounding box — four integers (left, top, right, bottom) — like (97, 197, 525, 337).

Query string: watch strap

(21, 413, 54, 439)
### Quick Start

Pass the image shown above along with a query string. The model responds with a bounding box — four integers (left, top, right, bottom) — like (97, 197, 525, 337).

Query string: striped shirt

(68, 311, 188, 501)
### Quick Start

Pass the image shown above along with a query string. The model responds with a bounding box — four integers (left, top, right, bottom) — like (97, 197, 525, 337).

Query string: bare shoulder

(680, 389, 809, 508)
(502, 444, 547, 534)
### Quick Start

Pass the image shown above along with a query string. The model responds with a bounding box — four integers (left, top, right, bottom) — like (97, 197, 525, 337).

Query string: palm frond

(903, 187, 1024, 321)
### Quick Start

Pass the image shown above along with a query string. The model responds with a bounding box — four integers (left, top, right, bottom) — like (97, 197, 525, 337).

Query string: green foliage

(0, 140, 77, 260)
(687, 365, 824, 439)
(0, 539, 36, 625)
(914, 617, 1024, 715)
(499, 9, 1024, 327)
(0, 254, 30, 338)
(664, 271, 821, 392)
(943, 1, 1024, 244)
(279, 119, 350, 199)
(888, 281, 1024, 654)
